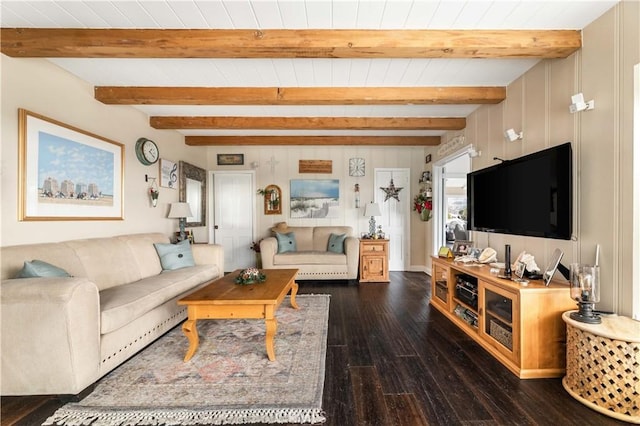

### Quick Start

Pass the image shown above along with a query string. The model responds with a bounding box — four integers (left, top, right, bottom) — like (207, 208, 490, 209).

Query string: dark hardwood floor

(2, 272, 626, 426)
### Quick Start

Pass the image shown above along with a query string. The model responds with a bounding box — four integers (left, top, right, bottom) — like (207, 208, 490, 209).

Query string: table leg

(182, 319, 199, 362)
(265, 317, 277, 361)
(290, 281, 299, 309)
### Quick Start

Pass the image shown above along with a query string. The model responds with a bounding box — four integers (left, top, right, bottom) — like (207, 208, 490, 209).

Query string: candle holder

(569, 263, 601, 324)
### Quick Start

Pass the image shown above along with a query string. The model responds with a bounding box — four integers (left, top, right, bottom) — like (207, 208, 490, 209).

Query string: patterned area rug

(45, 295, 329, 425)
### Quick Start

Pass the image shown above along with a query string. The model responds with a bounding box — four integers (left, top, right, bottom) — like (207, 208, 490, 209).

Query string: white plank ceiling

(1, 1, 620, 138)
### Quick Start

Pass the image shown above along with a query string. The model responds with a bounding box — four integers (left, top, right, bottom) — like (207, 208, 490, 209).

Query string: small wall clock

(135, 137, 159, 166)
(349, 158, 365, 177)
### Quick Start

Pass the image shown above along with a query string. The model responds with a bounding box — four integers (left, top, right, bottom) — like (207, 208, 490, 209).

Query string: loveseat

(260, 223, 359, 281)
(0, 232, 224, 396)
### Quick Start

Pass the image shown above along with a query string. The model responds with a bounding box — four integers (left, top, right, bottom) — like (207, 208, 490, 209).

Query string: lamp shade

(364, 202, 381, 217)
(168, 202, 193, 219)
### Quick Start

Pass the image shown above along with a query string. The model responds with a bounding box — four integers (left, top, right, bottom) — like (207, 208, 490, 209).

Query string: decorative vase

(420, 209, 431, 221)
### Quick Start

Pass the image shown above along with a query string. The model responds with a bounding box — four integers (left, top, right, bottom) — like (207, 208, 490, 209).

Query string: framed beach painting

(290, 179, 339, 219)
(18, 109, 124, 221)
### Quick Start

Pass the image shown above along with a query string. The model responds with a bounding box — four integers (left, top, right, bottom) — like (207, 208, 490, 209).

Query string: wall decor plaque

(299, 160, 332, 173)
(217, 154, 244, 166)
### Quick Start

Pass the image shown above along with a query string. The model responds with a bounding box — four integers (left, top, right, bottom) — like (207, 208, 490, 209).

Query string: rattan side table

(562, 311, 640, 424)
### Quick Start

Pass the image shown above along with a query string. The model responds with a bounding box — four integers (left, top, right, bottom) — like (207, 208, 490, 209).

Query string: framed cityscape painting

(18, 109, 124, 220)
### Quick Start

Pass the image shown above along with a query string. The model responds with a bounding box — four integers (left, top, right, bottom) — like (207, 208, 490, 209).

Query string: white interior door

(210, 171, 255, 272)
(374, 169, 410, 271)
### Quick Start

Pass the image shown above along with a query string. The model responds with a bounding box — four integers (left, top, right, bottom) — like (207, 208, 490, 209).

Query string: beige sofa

(260, 224, 359, 281)
(0, 233, 224, 396)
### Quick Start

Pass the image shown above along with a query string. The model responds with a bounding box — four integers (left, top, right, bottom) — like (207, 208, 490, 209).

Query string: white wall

(205, 145, 434, 270)
(0, 56, 209, 246)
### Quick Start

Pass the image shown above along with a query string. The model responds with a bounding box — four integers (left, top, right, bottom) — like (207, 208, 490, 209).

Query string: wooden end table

(177, 268, 299, 362)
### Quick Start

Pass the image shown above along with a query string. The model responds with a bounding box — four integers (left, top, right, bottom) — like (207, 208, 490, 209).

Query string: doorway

(432, 148, 472, 253)
(374, 168, 410, 271)
(209, 171, 255, 272)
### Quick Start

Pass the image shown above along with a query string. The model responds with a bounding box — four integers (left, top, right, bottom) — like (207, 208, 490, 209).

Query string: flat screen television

(467, 142, 573, 240)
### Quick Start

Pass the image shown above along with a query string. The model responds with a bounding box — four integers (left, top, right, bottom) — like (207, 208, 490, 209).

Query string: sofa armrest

(259, 237, 278, 269)
(1, 277, 101, 395)
(345, 236, 360, 279)
(191, 243, 224, 275)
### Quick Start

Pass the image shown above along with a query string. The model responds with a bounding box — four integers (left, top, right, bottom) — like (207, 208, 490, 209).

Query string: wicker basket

(435, 281, 448, 302)
(489, 319, 512, 350)
(563, 318, 640, 423)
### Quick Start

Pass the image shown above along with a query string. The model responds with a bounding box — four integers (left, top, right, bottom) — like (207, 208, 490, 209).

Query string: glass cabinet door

(480, 282, 519, 362)
(431, 262, 450, 308)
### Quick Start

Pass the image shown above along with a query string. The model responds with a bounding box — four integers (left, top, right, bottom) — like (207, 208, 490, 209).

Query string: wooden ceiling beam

(96, 86, 505, 105)
(0, 28, 581, 59)
(185, 136, 441, 146)
(151, 116, 465, 131)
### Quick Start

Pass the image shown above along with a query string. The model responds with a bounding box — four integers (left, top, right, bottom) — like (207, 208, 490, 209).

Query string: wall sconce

(569, 93, 595, 113)
(354, 183, 360, 208)
(504, 128, 523, 142)
(468, 146, 482, 158)
(146, 175, 158, 207)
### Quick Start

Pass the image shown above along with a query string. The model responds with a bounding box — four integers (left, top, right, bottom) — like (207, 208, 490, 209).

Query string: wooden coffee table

(177, 268, 299, 362)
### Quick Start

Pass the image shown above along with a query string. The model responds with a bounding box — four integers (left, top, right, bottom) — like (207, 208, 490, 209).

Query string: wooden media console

(430, 256, 576, 379)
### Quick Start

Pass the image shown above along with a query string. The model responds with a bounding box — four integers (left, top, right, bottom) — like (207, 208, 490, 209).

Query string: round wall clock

(349, 158, 365, 177)
(135, 138, 159, 166)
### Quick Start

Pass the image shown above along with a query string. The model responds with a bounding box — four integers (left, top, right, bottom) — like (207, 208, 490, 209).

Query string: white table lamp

(363, 202, 382, 237)
(168, 202, 193, 241)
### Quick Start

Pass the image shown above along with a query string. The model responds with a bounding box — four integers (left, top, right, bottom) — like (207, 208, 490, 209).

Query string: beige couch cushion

(65, 238, 143, 291)
(65, 233, 171, 291)
(279, 227, 313, 251)
(116, 233, 167, 279)
(99, 264, 219, 334)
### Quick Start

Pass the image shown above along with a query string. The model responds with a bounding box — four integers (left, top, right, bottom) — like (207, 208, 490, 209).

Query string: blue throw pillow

(276, 232, 297, 253)
(16, 260, 71, 278)
(154, 239, 195, 270)
(327, 233, 347, 254)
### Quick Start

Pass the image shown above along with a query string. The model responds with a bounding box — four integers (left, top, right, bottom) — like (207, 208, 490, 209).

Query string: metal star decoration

(380, 178, 403, 202)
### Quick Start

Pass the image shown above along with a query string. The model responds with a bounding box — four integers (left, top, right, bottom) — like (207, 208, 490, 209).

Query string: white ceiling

(1, 1, 620, 138)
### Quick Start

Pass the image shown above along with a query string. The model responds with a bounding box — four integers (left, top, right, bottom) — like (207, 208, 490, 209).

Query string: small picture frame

(425, 154, 432, 164)
(515, 261, 526, 279)
(543, 248, 564, 286)
(160, 158, 178, 188)
(467, 247, 482, 259)
(452, 240, 474, 256)
(217, 154, 244, 166)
